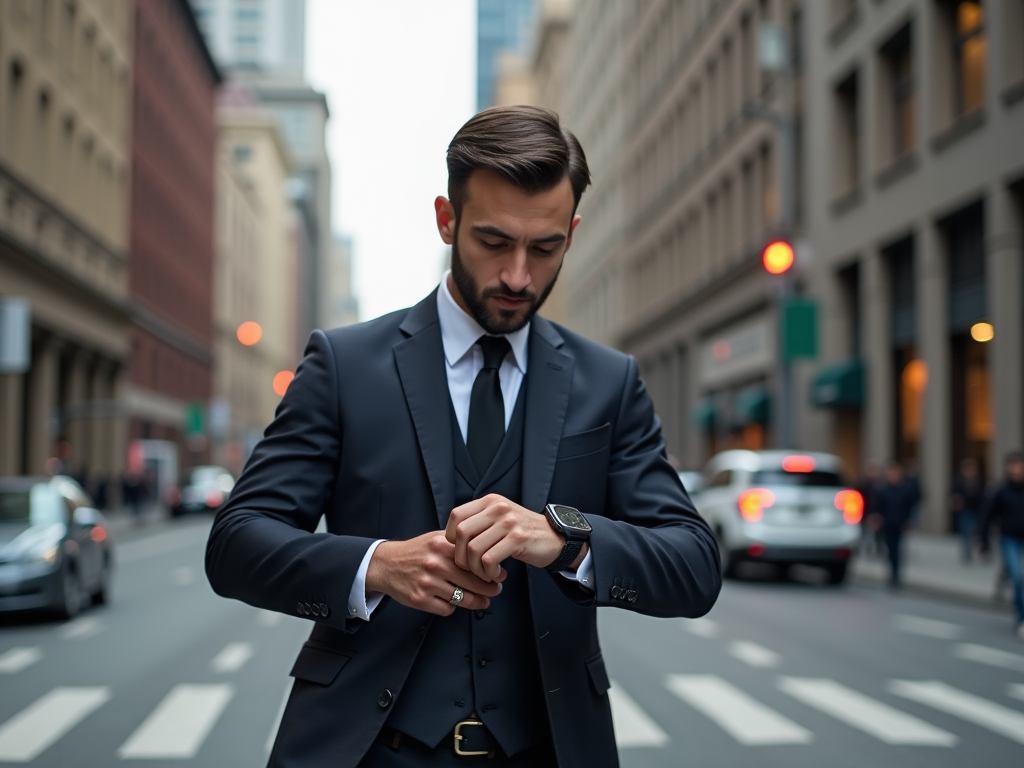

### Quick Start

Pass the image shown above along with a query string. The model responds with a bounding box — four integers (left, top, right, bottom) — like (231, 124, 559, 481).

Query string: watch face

(551, 504, 592, 533)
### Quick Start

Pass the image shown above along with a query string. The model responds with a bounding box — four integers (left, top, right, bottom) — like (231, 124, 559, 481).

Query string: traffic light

(762, 238, 795, 275)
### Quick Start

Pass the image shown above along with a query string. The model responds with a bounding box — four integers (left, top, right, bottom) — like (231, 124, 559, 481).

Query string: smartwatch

(544, 504, 592, 571)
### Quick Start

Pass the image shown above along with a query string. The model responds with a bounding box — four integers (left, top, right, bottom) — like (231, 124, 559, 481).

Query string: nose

(501, 248, 531, 293)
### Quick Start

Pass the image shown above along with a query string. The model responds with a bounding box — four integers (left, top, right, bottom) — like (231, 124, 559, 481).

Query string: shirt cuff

(557, 547, 594, 591)
(347, 539, 386, 621)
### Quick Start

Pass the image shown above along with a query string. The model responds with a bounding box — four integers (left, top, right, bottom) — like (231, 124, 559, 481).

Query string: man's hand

(365, 531, 504, 617)
(445, 494, 586, 582)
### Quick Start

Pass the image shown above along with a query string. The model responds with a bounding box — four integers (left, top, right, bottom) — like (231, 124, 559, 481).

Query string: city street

(0, 518, 1022, 767)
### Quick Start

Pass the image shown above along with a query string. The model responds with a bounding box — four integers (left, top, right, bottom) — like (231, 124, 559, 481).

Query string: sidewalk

(852, 532, 1013, 610)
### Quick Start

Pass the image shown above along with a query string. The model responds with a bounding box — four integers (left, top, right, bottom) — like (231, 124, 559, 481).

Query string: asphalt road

(1, 518, 1022, 767)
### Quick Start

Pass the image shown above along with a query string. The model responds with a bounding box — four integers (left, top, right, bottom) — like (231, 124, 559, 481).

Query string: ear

(563, 214, 582, 254)
(435, 196, 456, 245)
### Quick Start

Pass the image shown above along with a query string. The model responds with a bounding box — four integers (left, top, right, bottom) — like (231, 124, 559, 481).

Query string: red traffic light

(762, 239, 795, 275)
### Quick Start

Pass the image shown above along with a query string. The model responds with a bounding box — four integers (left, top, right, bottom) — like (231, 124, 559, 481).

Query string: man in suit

(206, 105, 721, 768)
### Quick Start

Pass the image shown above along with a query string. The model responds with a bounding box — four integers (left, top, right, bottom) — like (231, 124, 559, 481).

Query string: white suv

(696, 450, 863, 584)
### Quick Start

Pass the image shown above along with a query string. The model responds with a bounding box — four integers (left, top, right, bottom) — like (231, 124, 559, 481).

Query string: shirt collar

(437, 270, 529, 374)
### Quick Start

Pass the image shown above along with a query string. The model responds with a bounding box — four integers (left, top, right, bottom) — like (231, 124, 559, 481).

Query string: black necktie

(467, 335, 511, 478)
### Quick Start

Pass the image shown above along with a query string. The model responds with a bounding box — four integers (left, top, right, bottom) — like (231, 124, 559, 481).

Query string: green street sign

(185, 401, 205, 435)
(781, 298, 818, 360)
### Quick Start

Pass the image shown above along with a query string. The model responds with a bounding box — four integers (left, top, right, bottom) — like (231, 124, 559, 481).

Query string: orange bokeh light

(835, 489, 865, 524)
(273, 370, 294, 396)
(762, 240, 795, 275)
(237, 321, 263, 346)
(738, 488, 775, 522)
(782, 454, 816, 473)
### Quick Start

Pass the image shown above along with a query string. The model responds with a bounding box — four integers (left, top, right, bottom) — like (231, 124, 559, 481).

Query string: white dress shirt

(347, 274, 593, 620)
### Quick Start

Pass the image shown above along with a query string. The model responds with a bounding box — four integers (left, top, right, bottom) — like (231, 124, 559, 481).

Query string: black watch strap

(547, 538, 584, 571)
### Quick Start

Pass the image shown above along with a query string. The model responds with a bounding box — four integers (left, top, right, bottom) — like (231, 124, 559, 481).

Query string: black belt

(379, 720, 500, 758)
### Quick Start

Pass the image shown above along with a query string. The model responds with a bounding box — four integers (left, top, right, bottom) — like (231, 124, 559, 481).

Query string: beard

(450, 228, 562, 335)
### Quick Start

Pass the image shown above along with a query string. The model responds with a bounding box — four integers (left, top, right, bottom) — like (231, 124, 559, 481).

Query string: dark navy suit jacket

(205, 290, 721, 768)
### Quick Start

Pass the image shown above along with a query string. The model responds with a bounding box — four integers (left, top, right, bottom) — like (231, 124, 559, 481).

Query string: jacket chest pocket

(548, 423, 610, 513)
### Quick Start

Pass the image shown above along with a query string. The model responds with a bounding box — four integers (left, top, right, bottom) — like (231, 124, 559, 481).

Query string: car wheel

(827, 562, 848, 585)
(91, 558, 111, 605)
(716, 529, 739, 579)
(57, 567, 83, 619)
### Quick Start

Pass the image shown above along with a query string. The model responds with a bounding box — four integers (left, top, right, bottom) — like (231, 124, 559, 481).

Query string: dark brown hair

(446, 105, 591, 215)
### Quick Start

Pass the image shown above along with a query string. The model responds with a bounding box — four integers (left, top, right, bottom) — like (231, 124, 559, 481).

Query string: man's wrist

(365, 540, 395, 595)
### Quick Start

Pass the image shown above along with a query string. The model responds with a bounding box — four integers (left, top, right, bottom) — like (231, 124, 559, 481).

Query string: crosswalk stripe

(257, 610, 284, 627)
(118, 684, 234, 759)
(60, 616, 102, 640)
(893, 615, 964, 640)
(666, 674, 812, 745)
(210, 642, 254, 673)
(607, 680, 669, 747)
(1009, 683, 1024, 703)
(0, 647, 43, 675)
(266, 680, 293, 753)
(952, 643, 1024, 673)
(778, 677, 956, 746)
(0, 686, 110, 762)
(729, 641, 780, 668)
(888, 680, 1024, 745)
(682, 618, 720, 638)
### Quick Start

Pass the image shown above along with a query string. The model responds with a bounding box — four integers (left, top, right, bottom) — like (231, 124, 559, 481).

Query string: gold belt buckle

(453, 719, 489, 756)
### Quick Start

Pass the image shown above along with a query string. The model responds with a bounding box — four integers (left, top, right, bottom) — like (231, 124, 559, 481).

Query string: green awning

(734, 386, 770, 425)
(691, 398, 717, 431)
(811, 359, 865, 408)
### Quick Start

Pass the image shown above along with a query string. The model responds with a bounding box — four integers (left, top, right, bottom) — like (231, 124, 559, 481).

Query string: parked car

(177, 466, 235, 515)
(695, 450, 863, 583)
(678, 470, 704, 498)
(0, 475, 114, 618)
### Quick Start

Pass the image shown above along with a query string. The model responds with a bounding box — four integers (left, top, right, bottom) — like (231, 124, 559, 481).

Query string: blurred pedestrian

(980, 451, 1024, 639)
(870, 460, 920, 589)
(123, 471, 144, 521)
(950, 457, 984, 563)
(857, 462, 882, 556)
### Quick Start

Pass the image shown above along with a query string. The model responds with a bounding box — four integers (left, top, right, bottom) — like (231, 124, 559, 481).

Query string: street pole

(778, 27, 795, 450)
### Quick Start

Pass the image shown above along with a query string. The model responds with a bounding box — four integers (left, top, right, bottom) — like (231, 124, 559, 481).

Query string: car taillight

(91, 526, 107, 543)
(164, 485, 181, 506)
(835, 489, 864, 524)
(206, 490, 224, 507)
(782, 455, 816, 472)
(737, 488, 775, 522)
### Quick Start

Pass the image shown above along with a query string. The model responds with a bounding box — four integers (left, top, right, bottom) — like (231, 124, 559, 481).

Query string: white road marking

(0, 647, 43, 674)
(0, 686, 110, 762)
(779, 677, 956, 746)
(889, 680, 1024, 745)
(210, 642, 254, 673)
(952, 643, 1024, 673)
(266, 680, 293, 753)
(257, 610, 284, 627)
(118, 684, 234, 759)
(893, 614, 965, 640)
(118, 525, 210, 563)
(607, 680, 670, 747)
(729, 641, 781, 668)
(171, 566, 195, 586)
(665, 674, 812, 745)
(1008, 683, 1024, 703)
(683, 618, 720, 638)
(60, 616, 102, 640)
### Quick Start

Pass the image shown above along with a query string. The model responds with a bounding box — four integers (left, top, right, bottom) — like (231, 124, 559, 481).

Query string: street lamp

(762, 239, 795, 275)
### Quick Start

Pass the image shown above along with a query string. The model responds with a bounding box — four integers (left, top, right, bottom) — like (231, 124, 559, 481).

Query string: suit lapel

(394, 291, 455, 529)
(521, 317, 573, 514)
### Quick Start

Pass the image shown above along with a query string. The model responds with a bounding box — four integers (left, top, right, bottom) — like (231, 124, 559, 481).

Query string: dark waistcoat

(385, 386, 547, 755)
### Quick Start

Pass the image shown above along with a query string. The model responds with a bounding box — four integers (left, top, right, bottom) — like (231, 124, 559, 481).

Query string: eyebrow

(471, 224, 567, 245)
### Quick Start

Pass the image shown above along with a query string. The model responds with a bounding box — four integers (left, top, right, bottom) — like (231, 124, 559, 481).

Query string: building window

(950, 1, 986, 114)
(233, 144, 252, 162)
(833, 69, 860, 197)
(880, 23, 915, 160)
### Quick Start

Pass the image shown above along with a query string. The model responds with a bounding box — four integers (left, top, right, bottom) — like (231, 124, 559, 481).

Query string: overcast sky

(306, 0, 477, 322)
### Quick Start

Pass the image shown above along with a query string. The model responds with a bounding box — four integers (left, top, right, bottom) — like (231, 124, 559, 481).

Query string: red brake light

(835, 489, 864, 524)
(206, 490, 224, 507)
(782, 455, 816, 473)
(738, 488, 775, 522)
(91, 526, 107, 542)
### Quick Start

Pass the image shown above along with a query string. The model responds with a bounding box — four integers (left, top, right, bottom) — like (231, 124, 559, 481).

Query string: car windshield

(191, 468, 224, 485)
(0, 485, 67, 526)
(750, 470, 844, 487)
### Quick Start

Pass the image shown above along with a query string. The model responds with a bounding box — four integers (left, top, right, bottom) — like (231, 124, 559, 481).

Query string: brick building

(125, 0, 220, 485)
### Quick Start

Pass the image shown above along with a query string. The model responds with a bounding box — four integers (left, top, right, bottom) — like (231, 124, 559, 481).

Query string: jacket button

(610, 585, 621, 598)
(377, 689, 393, 708)
(627, 590, 637, 602)
(296, 601, 304, 615)
(310, 603, 320, 616)
(319, 604, 329, 618)
(304, 602, 313, 615)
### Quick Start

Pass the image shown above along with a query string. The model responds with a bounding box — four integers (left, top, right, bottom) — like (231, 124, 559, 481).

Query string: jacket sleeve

(553, 356, 721, 618)
(205, 330, 377, 632)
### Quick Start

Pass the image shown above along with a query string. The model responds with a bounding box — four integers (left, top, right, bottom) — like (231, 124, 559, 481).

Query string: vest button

(418, 625, 427, 638)
(464, 654, 471, 662)
(377, 689, 393, 708)
(476, 610, 485, 619)
(479, 657, 487, 667)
